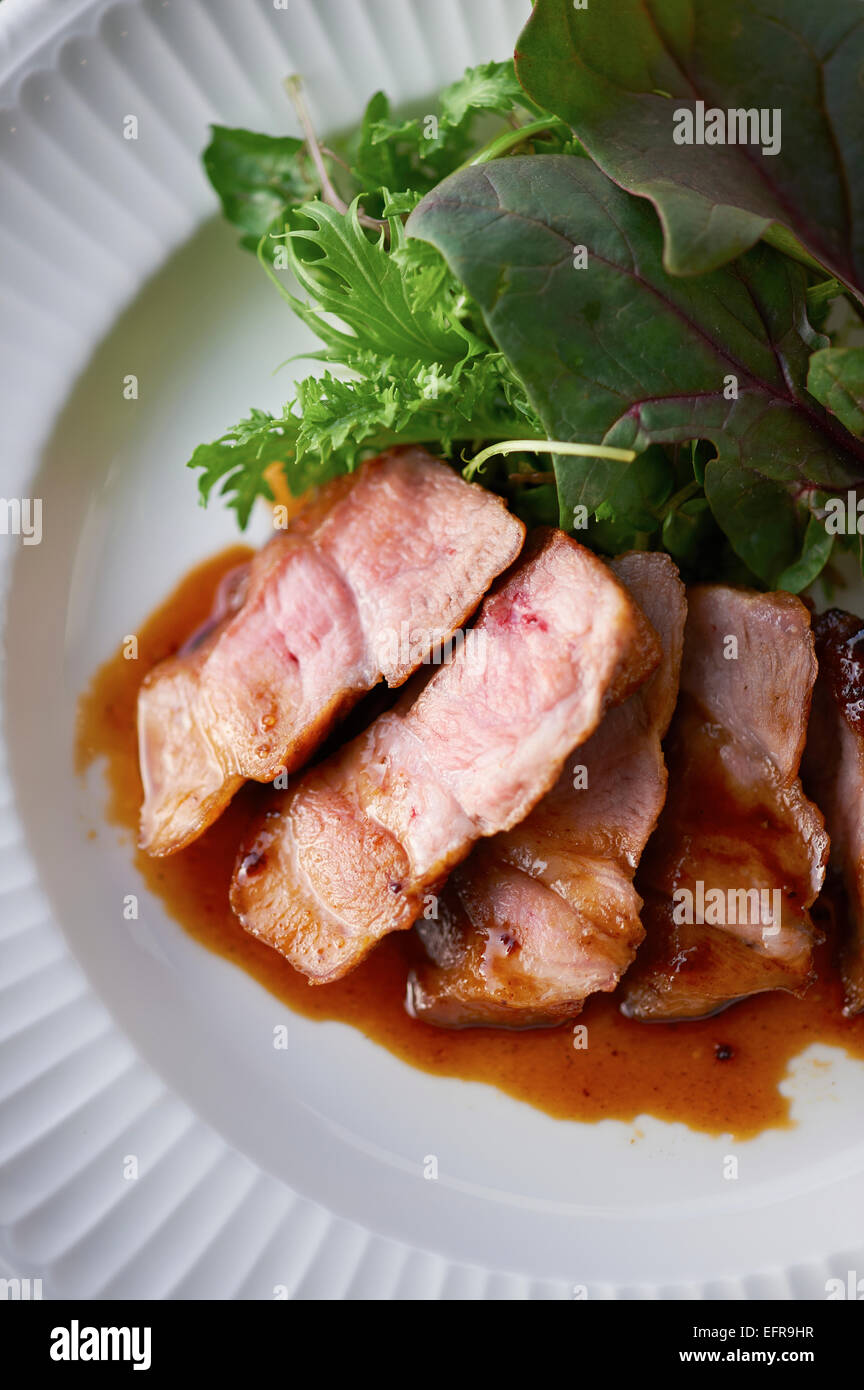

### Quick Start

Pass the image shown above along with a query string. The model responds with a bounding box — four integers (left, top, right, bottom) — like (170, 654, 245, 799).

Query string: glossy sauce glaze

(76, 548, 864, 1139)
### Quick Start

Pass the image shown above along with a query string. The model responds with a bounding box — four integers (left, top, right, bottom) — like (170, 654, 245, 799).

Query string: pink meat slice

(407, 552, 686, 1028)
(230, 530, 661, 983)
(619, 586, 829, 1023)
(803, 609, 864, 1016)
(137, 448, 525, 856)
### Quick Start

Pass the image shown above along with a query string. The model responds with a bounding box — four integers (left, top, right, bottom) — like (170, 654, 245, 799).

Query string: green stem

(460, 118, 563, 170)
(658, 479, 702, 519)
(463, 438, 636, 479)
(633, 531, 656, 550)
(256, 231, 297, 307)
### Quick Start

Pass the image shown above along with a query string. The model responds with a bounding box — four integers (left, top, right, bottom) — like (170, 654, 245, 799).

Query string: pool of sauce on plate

(76, 548, 864, 1140)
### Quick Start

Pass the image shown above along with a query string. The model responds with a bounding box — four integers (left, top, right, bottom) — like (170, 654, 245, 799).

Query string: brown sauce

(76, 548, 864, 1140)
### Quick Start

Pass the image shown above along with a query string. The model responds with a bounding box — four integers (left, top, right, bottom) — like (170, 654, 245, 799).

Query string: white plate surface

(1, 0, 864, 1300)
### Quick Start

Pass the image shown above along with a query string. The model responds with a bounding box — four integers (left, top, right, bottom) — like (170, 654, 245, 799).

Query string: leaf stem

(463, 438, 636, 478)
(284, 75, 387, 234)
(256, 230, 296, 306)
(658, 479, 702, 519)
(460, 117, 563, 170)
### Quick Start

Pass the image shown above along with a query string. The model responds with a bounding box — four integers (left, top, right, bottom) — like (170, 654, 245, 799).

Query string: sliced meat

(803, 609, 864, 1016)
(231, 530, 661, 983)
(619, 586, 829, 1023)
(406, 552, 686, 1028)
(138, 447, 525, 856)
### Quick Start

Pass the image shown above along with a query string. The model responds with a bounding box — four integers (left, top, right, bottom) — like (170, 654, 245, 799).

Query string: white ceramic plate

(2, 0, 864, 1300)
